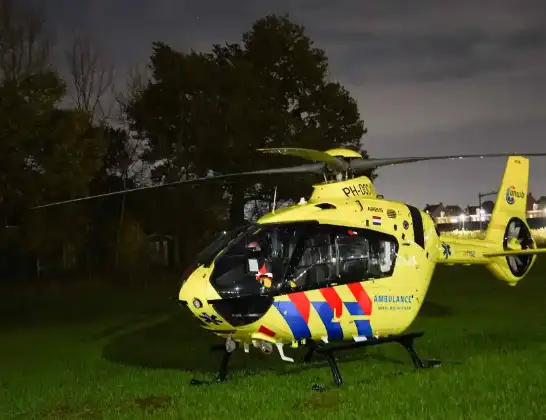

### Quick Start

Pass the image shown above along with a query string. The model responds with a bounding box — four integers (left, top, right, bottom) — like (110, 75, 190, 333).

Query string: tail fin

(485, 156, 528, 244)
(484, 156, 538, 285)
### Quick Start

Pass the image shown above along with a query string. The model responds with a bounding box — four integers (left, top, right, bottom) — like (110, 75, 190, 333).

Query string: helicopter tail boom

(436, 156, 541, 285)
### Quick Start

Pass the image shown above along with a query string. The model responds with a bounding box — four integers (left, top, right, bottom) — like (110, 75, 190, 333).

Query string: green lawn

(2, 261, 546, 420)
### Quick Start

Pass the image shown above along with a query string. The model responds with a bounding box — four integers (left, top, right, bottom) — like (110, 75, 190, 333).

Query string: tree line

(0, 1, 369, 281)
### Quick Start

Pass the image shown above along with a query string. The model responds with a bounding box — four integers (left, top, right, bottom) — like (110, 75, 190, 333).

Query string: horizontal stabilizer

(484, 249, 546, 258)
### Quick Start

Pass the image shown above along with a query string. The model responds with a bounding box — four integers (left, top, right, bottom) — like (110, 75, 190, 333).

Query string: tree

(21, 106, 106, 270)
(64, 35, 114, 124)
(0, 0, 53, 229)
(86, 125, 143, 270)
(128, 14, 368, 235)
(97, 65, 151, 270)
(0, 0, 107, 271)
(82, 64, 151, 273)
(215, 14, 368, 225)
(0, 0, 50, 82)
(125, 43, 229, 263)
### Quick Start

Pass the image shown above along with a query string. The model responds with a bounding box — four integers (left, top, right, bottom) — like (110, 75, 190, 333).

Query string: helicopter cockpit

(206, 222, 399, 299)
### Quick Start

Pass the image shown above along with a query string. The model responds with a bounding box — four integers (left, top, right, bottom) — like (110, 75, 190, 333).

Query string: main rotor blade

(258, 148, 348, 172)
(30, 163, 324, 210)
(349, 152, 546, 173)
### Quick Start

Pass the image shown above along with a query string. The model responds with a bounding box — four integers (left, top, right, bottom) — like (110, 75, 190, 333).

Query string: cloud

(299, 0, 546, 84)
(347, 67, 546, 141)
(25, 0, 546, 205)
(32, 0, 546, 86)
(369, 115, 546, 208)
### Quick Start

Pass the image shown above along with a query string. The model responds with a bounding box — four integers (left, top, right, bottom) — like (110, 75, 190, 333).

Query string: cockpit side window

(210, 223, 311, 298)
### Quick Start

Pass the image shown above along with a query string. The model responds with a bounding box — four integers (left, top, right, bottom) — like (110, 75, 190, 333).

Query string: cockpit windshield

(209, 222, 398, 299)
(179, 222, 253, 287)
(196, 222, 253, 267)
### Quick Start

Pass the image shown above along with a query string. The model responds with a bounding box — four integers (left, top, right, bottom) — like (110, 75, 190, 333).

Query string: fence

(438, 217, 546, 247)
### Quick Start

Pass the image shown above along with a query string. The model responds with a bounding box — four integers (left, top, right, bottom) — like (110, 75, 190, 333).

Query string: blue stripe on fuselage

(273, 300, 372, 341)
(273, 301, 311, 340)
(345, 302, 373, 337)
(312, 302, 344, 340)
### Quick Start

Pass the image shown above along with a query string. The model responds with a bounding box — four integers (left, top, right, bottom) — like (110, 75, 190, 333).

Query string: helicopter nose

(178, 265, 230, 329)
(179, 265, 210, 302)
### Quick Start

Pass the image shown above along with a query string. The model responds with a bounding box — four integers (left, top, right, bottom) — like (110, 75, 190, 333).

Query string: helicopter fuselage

(179, 176, 443, 349)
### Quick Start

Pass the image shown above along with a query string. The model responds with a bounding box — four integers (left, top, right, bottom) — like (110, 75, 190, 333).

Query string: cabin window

(286, 226, 398, 292)
(335, 231, 396, 283)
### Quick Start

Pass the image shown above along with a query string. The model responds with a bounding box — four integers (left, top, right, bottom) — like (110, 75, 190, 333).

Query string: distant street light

(478, 190, 497, 231)
(459, 213, 466, 230)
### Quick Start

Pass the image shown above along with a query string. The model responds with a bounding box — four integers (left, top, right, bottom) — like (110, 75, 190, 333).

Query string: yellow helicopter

(34, 148, 546, 387)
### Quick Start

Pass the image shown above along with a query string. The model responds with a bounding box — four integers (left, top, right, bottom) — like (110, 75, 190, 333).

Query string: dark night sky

(34, 0, 546, 209)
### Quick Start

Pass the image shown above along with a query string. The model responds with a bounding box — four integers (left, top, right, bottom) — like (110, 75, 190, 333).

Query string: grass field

(2, 261, 546, 420)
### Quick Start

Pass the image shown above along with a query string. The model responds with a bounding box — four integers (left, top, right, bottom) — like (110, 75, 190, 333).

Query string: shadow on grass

(101, 300, 545, 383)
(102, 311, 284, 378)
(101, 311, 413, 381)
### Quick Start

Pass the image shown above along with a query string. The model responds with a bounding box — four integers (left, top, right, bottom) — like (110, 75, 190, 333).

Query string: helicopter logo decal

(199, 313, 223, 325)
(442, 242, 451, 259)
(505, 185, 524, 205)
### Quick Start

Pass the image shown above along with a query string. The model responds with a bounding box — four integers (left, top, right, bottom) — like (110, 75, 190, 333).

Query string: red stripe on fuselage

(348, 282, 373, 315)
(288, 291, 311, 323)
(320, 287, 343, 319)
(258, 325, 276, 337)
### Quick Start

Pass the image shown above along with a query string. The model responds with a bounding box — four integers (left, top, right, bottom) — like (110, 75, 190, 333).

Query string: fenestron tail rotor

(504, 217, 534, 277)
(30, 149, 546, 210)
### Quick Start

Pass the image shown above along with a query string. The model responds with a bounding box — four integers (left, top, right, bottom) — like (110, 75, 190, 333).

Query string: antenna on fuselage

(272, 186, 278, 212)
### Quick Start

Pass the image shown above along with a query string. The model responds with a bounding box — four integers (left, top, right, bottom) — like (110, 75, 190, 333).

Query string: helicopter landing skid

(305, 331, 441, 389)
(189, 344, 233, 386)
(189, 332, 440, 388)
